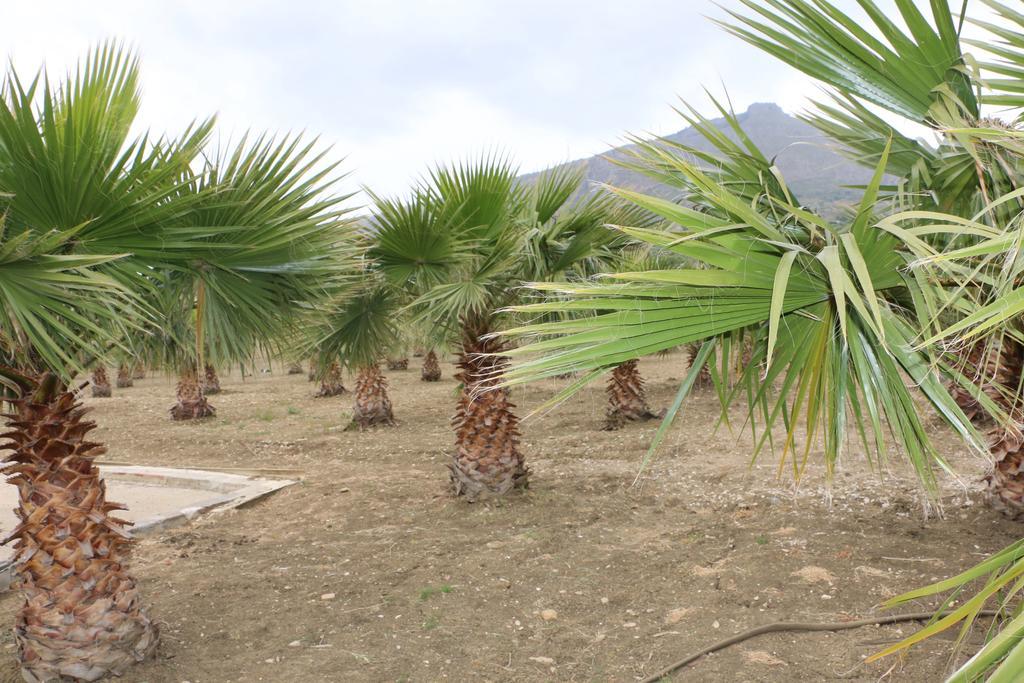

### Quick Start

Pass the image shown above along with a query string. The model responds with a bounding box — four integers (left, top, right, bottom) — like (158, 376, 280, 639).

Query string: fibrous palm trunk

(3, 374, 158, 681)
(308, 358, 316, 382)
(170, 368, 215, 421)
(287, 362, 304, 375)
(386, 357, 409, 371)
(201, 364, 221, 395)
(949, 338, 1024, 516)
(348, 363, 395, 430)
(90, 367, 111, 398)
(315, 361, 347, 398)
(130, 364, 145, 380)
(116, 365, 133, 389)
(685, 342, 713, 389)
(421, 350, 441, 382)
(450, 327, 528, 501)
(603, 360, 662, 431)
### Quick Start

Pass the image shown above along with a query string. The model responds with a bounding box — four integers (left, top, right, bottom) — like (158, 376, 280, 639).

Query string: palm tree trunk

(450, 327, 528, 500)
(170, 367, 216, 420)
(603, 360, 662, 430)
(131, 363, 146, 380)
(348, 363, 395, 430)
(201, 364, 221, 395)
(315, 361, 347, 397)
(90, 366, 112, 398)
(116, 364, 133, 388)
(308, 358, 316, 382)
(386, 357, 409, 371)
(3, 374, 158, 681)
(951, 338, 1024, 516)
(421, 350, 441, 382)
(287, 362, 304, 375)
(685, 342, 713, 389)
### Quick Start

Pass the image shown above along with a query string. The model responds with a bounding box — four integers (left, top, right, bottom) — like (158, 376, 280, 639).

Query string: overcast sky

(0, 1, 984, 202)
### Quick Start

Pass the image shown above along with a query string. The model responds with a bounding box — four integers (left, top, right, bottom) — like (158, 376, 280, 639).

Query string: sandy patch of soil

(0, 353, 1015, 681)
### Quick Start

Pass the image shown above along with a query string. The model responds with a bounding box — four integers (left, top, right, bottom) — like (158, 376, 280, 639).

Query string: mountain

(520, 102, 874, 219)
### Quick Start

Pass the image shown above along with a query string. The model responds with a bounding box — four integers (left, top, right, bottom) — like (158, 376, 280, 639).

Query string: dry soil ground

(0, 353, 1018, 682)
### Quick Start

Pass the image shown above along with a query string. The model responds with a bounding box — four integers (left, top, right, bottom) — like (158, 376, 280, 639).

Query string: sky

(0, 1, 987, 202)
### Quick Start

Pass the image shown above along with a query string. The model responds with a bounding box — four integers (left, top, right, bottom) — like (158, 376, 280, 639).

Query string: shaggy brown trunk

(450, 327, 528, 501)
(386, 357, 409, 371)
(201, 364, 221, 395)
(287, 362, 304, 375)
(170, 368, 215, 421)
(2, 374, 158, 681)
(130, 363, 145, 380)
(421, 350, 441, 382)
(348, 363, 395, 430)
(116, 365, 133, 389)
(315, 361, 347, 398)
(90, 367, 111, 398)
(603, 360, 662, 431)
(685, 343, 713, 389)
(950, 338, 1024, 516)
(308, 358, 316, 382)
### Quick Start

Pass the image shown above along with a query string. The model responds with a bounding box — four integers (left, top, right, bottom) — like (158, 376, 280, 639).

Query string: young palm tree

(720, 0, 1024, 512)
(603, 359, 662, 430)
(386, 356, 409, 371)
(90, 365, 113, 398)
(144, 133, 356, 419)
(202, 364, 222, 395)
(500, 112, 984, 504)
(421, 349, 442, 382)
(308, 278, 402, 431)
(314, 360, 348, 397)
(369, 160, 641, 499)
(116, 363, 134, 388)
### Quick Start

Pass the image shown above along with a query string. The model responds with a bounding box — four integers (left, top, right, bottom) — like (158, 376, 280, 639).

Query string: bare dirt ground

(0, 353, 1017, 682)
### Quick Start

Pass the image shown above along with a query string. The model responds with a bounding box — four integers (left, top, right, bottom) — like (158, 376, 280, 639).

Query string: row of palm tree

(8, 1, 1024, 679)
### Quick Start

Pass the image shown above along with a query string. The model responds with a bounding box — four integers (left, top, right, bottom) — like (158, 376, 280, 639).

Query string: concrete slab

(0, 464, 297, 588)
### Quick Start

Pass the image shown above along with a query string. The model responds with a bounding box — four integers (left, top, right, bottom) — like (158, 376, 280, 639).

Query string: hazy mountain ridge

(521, 103, 875, 219)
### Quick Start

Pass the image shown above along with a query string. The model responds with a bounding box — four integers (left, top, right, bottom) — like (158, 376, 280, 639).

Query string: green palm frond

(500, 139, 983, 492)
(969, 0, 1024, 109)
(872, 538, 1024, 681)
(0, 43, 205, 379)
(307, 276, 404, 370)
(367, 188, 467, 292)
(718, 0, 977, 123)
(160, 132, 357, 369)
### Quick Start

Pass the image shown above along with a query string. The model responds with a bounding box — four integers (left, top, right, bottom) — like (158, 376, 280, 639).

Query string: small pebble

(540, 609, 558, 621)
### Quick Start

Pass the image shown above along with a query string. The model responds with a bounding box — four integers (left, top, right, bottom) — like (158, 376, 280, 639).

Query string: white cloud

(0, 0, 983, 201)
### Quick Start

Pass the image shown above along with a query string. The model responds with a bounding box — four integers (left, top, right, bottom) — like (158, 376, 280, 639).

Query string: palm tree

(308, 278, 403, 431)
(143, 133, 355, 419)
(0, 43, 356, 681)
(314, 360, 348, 397)
(499, 2, 1024, 676)
(421, 349, 442, 382)
(719, 0, 1024, 513)
(90, 365, 113, 398)
(500, 105, 985, 503)
(368, 159, 640, 499)
(0, 44, 202, 681)
(116, 363, 134, 388)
